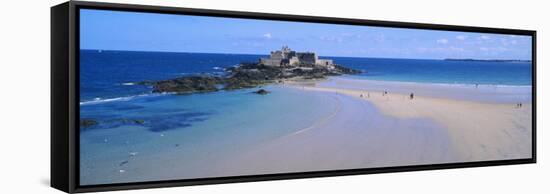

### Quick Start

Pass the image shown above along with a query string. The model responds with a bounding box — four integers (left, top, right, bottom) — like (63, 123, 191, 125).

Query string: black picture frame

(51, 1, 537, 193)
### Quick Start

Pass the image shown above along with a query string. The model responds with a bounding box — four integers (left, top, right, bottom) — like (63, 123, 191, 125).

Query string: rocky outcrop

(223, 65, 280, 90)
(253, 89, 270, 95)
(141, 62, 361, 94)
(80, 119, 98, 128)
(80, 118, 145, 129)
(333, 64, 362, 74)
(143, 76, 224, 94)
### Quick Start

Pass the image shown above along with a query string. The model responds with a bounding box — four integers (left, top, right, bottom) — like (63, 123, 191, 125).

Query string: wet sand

(218, 92, 454, 176)
(217, 77, 532, 175)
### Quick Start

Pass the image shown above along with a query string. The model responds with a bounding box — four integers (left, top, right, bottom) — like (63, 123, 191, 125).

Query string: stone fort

(260, 46, 334, 68)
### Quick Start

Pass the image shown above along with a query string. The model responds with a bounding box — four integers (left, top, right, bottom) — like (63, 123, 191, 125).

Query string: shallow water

(213, 91, 454, 176)
(80, 84, 453, 185)
(80, 85, 337, 185)
(320, 77, 532, 104)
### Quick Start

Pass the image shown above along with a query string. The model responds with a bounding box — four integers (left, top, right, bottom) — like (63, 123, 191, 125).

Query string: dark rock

(119, 160, 128, 166)
(151, 76, 223, 94)
(80, 119, 98, 128)
(253, 89, 270, 95)
(140, 61, 361, 94)
(134, 119, 145, 125)
(333, 64, 362, 74)
(115, 118, 146, 125)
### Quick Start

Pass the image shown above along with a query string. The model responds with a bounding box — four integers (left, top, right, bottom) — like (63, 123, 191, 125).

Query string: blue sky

(80, 9, 532, 60)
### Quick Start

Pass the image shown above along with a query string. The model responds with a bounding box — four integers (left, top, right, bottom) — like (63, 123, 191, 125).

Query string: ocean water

(81, 50, 532, 104)
(80, 50, 268, 102)
(325, 56, 532, 86)
(79, 50, 532, 184)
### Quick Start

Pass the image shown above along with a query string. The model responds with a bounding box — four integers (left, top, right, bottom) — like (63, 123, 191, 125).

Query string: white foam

(80, 96, 134, 105)
(80, 93, 172, 106)
(343, 76, 531, 89)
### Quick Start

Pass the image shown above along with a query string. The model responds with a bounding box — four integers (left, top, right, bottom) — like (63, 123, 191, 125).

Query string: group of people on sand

(359, 91, 415, 100)
(359, 93, 370, 98)
(516, 103, 523, 108)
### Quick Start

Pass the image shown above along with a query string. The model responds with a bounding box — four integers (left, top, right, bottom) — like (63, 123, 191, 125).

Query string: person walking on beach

(410, 93, 414, 100)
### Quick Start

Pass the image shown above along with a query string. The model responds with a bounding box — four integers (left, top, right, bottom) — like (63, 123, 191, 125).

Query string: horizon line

(79, 48, 532, 61)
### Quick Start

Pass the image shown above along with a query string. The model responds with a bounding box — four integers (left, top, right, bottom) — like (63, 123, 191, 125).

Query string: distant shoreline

(444, 58, 531, 63)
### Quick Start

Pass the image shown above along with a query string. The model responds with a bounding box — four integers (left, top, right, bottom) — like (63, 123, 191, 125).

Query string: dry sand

(303, 83, 532, 161)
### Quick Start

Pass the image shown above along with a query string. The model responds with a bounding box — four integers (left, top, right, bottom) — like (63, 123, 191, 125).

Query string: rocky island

(81, 47, 362, 129)
(140, 46, 362, 94)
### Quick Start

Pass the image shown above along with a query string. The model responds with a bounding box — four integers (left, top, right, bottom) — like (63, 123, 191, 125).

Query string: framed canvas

(51, 1, 536, 193)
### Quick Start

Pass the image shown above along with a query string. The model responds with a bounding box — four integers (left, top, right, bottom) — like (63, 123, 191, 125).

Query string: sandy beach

(308, 78, 532, 160)
(79, 77, 533, 184)
(215, 77, 532, 175)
